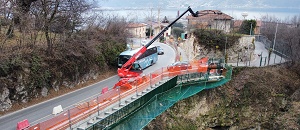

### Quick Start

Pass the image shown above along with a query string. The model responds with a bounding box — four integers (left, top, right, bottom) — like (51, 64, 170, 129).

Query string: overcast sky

(95, 0, 300, 20)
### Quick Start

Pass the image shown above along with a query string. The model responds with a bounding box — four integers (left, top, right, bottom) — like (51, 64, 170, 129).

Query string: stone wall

(0, 67, 100, 111)
(180, 35, 255, 63)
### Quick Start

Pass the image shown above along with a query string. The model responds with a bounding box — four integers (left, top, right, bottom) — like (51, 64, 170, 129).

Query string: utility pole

(272, 20, 279, 52)
(150, 8, 153, 39)
(225, 37, 227, 64)
(248, 23, 252, 66)
(250, 23, 253, 35)
(158, 8, 160, 32)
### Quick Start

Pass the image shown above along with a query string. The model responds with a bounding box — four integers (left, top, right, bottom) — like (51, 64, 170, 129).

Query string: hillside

(145, 63, 300, 129)
(0, 27, 127, 113)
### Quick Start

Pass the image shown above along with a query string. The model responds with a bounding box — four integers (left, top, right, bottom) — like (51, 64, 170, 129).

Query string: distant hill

(99, 0, 300, 12)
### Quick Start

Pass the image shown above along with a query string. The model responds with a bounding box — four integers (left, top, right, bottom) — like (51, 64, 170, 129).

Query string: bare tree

(260, 14, 300, 63)
(0, 0, 38, 50)
(30, 0, 90, 55)
(0, 0, 11, 33)
(282, 16, 300, 63)
(105, 16, 128, 37)
(0, 0, 15, 48)
(260, 15, 279, 41)
(290, 15, 300, 28)
(6, 0, 37, 35)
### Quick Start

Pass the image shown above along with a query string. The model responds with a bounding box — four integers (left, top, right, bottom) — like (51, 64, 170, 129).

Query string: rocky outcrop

(180, 34, 255, 62)
(41, 87, 48, 97)
(0, 64, 102, 111)
(146, 64, 300, 129)
(0, 87, 12, 111)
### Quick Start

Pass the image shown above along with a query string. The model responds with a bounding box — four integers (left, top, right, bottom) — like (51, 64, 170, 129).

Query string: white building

(126, 23, 147, 38)
(187, 10, 233, 33)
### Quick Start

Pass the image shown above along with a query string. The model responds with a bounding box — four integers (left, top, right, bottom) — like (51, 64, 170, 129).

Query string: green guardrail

(87, 65, 232, 130)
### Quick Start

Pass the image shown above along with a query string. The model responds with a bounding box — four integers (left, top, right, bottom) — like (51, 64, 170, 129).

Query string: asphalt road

(0, 41, 175, 130)
(251, 41, 285, 66)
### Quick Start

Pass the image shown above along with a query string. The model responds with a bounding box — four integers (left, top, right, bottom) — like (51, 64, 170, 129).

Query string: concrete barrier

(52, 105, 63, 115)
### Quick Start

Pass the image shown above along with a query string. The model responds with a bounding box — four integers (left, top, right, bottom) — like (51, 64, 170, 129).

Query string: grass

(0, 25, 59, 48)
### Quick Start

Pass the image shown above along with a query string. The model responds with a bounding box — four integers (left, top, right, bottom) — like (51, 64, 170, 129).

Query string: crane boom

(118, 6, 198, 78)
(144, 6, 198, 48)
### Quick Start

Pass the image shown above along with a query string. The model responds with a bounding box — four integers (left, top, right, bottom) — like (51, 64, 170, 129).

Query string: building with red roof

(187, 10, 233, 33)
(126, 23, 147, 38)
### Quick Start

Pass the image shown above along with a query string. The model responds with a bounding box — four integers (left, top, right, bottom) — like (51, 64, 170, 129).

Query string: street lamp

(272, 20, 279, 52)
(225, 37, 227, 64)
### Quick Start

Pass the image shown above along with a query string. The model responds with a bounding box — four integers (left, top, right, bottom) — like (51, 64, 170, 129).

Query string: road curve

(0, 42, 175, 130)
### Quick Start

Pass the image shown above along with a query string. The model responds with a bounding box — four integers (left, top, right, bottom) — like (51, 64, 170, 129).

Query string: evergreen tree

(239, 20, 257, 35)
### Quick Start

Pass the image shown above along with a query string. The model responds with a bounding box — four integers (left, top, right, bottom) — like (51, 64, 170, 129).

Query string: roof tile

(187, 10, 233, 20)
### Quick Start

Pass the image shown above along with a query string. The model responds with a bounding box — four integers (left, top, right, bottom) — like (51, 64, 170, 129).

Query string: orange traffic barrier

(200, 57, 209, 63)
(28, 124, 39, 130)
(17, 119, 30, 130)
(27, 57, 215, 130)
(101, 87, 109, 94)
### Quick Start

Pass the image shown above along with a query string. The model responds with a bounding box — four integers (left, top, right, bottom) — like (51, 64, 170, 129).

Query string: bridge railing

(109, 64, 233, 130)
(28, 58, 211, 130)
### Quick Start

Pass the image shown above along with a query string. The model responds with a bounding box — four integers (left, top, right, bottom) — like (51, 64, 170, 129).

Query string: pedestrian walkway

(178, 47, 188, 61)
(227, 41, 286, 67)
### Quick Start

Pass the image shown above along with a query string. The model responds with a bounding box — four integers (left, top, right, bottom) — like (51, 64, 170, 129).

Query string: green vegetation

(146, 28, 154, 38)
(172, 22, 184, 28)
(298, 115, 300, 125)
(193, 29, 241, 51)
(170, 22, 184, 39)
(98, 38, 126, 66)
(239, 20, 257, 35)
(29, 54, 51, 94)
(147, 64, 300, 129)
(0, 0, 128, 109)
(159, 36, 165, 43)
(171, 27, 184, 39)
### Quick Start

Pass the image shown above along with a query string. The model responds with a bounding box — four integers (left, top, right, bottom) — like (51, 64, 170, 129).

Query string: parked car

(156, 46, 164, 55)
(168, 61, 192, 70)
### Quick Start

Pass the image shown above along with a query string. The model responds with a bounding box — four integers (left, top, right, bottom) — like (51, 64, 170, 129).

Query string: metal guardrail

(255, 35, 290, 59)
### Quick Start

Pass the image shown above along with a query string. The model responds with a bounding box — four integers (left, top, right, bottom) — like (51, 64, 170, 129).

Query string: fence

(229, 51, 286, 67)
(255, 35, 290, 59)
(227, 35, 288, 67)
(28, 57, 213, 130)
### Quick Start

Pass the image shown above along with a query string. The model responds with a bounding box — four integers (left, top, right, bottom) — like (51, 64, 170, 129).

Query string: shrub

(193, 29, 241, 51)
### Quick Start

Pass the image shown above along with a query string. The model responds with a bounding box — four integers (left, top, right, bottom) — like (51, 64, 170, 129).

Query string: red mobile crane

(117, 6, 199, 78)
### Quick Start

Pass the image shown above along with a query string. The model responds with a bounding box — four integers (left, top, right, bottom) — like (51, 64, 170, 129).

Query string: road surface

(0, 41, 176, 130)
